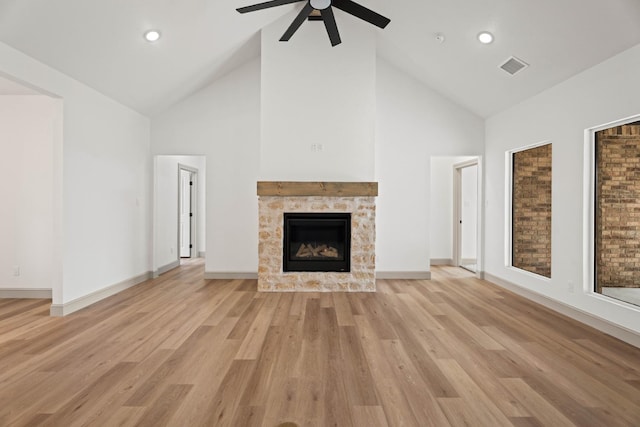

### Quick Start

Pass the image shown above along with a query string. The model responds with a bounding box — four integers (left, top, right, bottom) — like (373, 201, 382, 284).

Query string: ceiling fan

(237, 0, 390, 47)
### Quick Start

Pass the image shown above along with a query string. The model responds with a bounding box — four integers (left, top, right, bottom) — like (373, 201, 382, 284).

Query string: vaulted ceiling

(0, 0, 639, 118)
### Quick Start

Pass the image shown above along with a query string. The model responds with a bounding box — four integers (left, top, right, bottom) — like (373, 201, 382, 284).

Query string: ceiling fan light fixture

(144, 30, 161, 42)
(477, 31, 493, 44)
(310, 0, 331, 10)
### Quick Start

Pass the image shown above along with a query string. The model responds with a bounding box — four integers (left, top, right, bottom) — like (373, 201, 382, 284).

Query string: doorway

(178, 165, 197, 260)
(454, 159, 479, 273)
(153, 155, 206, 276)
(0, 75, 63, 306)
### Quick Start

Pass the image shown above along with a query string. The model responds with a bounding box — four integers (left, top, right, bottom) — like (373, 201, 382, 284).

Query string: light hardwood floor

(1, 260, 639, 426)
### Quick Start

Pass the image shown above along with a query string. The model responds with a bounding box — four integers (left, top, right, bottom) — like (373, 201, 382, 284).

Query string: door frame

(453, 158, 483, 276)
(178, 164, 198, 260)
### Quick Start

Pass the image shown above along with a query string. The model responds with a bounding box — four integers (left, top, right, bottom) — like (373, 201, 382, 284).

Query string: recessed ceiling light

(144, 30, 161, 42)
(477, 31, 494, 44)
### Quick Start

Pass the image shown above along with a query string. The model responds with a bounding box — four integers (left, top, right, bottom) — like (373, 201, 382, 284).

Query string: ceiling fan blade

(321, 8, 341, 46)
(280, 3, 314, 41)
(332, 0, 390, 28)
(237, 0, 305, 14)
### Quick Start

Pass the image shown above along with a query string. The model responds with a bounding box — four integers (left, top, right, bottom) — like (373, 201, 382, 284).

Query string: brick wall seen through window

(595, 122, 640, 293)
(512, 144, 552, 278)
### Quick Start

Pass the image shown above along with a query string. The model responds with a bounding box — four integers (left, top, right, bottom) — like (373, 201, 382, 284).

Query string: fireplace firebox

(283, 213, 351, 272)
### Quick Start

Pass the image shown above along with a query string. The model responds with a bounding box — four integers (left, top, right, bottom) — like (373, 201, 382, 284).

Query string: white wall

(375, 58, 484, 273)
(430, 156, 475, 261)
(151, 50, 485, 277)
(259, 12, 376, 181)
(0, 41, 151, 306)
(0, 95, 56, 291)
(154, 155, 206, 271)
(485, 43, 640, 335)
(151, 58, 260, 274)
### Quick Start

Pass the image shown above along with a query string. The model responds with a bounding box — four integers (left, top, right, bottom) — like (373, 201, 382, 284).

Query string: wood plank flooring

(1, 260, 639, 426)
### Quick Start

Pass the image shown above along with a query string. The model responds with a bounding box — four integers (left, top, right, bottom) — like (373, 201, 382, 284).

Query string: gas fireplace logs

(295, 243, 339, 258)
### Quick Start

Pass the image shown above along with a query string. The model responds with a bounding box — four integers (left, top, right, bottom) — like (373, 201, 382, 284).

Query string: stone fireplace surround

(258, 182, 377, 292)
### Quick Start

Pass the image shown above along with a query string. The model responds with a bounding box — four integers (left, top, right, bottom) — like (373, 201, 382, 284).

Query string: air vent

(500, 56, 529, 75)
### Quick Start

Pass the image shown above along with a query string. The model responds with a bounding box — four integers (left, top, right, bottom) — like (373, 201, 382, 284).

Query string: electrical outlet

(567, 280, 574, 293)
(170, 247, 174, 254)
(13, 265, 20, 277)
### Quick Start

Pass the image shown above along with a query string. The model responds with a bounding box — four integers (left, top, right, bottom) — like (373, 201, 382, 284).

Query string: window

(595, 120, 640, 307)
(510, 143, 552, 278)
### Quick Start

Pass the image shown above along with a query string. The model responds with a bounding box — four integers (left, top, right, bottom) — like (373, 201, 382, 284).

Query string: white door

(179, 169, 192, 258)
(454, 161, 479, 272)
(460, 164, 478, 271)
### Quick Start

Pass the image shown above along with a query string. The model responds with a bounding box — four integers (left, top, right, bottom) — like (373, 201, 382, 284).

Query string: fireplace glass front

(283, 213, 351, 272)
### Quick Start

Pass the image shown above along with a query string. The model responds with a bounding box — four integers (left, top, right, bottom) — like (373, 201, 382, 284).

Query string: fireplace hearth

(283, 213, 351, 272)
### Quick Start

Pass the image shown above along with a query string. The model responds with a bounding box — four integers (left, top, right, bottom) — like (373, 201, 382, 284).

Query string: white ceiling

(0, 0, 639, 117)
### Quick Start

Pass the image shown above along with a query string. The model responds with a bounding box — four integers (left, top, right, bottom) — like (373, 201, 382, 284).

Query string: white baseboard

(203, 272, 436, 280)
(0, 288, 52, 299)
(430, 259, 453, 266)
(50, 271, 152, 317)
(203, 272, 433, 280)
(153, 260, 180, 278)
(203, 271, 433, 280)
(484, 273, 640, 349)
(204, 272, 258, 280)
(376, 271, 431, 280)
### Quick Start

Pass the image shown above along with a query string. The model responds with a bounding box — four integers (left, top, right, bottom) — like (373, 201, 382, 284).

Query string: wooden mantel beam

(257, 181, 378, 197)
